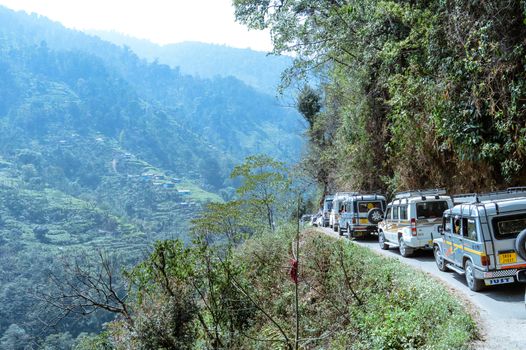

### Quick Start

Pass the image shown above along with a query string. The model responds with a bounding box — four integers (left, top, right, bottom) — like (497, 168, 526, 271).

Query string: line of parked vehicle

(309, 188, 526, 295)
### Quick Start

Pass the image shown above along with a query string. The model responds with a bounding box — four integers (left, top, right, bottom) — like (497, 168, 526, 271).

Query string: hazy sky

(0, 0, 273, 52)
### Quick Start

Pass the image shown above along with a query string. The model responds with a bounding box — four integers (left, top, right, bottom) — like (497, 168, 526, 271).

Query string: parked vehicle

(329, 192, 357, 231)
(433, 188, 526, 292)
(378, 189, 453, 257)
(310, 212, 320, 226)
(337, 194, 386, 238)
(322, 195, 334, 228)
(315, 213, 324, 227)
(300, 214, 312, 226)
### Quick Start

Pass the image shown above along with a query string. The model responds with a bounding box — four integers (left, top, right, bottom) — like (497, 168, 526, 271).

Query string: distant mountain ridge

(88, 31, 292, 96)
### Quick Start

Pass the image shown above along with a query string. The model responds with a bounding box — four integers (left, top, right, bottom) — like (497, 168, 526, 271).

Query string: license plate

(359, 218, 369, 224)
(484, 277, 514, 286)
(499, 252, 517, 264)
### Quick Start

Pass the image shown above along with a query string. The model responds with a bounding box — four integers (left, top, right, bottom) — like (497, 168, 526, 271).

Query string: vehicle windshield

(324, 199, 333, 211)
(493, 213, 526, 240)
(416, 201, 449, 219)
(358, 201, 382, 213)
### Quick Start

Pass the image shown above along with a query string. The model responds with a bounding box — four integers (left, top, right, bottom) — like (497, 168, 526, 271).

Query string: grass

(237, 227, 478, 350)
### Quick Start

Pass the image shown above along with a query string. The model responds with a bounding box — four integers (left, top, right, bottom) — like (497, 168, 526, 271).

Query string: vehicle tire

(378, 232, 389, 250)
(433, 245, 449, 272)
(333, 225, 338, 232)
(399, 238, 413, 257)
(348, 229, 355, 240)
(515, 229, 526, 261)
(338, 225, 344, 236)
(464, 259, 484, 292)
(367, 208, 384, 224)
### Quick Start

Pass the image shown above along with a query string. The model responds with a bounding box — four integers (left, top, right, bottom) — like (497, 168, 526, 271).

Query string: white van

(378, 189, 453, 257)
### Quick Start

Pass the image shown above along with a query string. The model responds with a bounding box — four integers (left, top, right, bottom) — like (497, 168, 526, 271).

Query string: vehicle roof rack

(453, 187, 526, 204)
(394, 188, 446, 199)
(334, 191, 359, 197)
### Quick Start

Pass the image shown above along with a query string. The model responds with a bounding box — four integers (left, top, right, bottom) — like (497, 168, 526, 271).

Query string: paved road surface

(318, 226, 526, 349)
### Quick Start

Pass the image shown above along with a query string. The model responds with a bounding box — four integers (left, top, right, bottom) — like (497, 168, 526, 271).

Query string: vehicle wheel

(367, 208, 384, 224)
(465, 260, 484, 292)
(515, 229, 526, 260)
(399, 238, 413, 257)
(378, 232, 389, 250)
(333, 225, 338, 232)
(338, 225, 344, 236)
(433, 245, 449, 272)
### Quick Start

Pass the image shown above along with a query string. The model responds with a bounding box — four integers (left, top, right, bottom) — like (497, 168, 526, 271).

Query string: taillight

(411, 218, 417, 236)
(352, 217, 356, 224)
(481, 255, 490, 266)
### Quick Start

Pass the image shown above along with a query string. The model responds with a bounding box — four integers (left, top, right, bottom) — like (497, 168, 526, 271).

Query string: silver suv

(329, 192, 356, 231)
(378, 189, 453, 257)
(338, 194, 386, 238)
(433, 188, 526, 291)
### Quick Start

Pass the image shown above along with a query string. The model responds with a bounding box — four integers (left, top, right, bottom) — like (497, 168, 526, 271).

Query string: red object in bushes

(289, 259, 298, 284)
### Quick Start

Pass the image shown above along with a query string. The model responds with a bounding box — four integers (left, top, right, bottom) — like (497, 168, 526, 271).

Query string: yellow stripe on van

(463, 246, 486, 257)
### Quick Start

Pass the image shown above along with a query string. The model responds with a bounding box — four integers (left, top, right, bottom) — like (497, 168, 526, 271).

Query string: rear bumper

(405, 236, 434, 249)
(481, 268, 521, 279)
(350, 225, 378, 234)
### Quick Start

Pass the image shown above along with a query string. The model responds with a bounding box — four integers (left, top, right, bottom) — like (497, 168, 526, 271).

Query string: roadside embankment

(237, 227, 478, 349)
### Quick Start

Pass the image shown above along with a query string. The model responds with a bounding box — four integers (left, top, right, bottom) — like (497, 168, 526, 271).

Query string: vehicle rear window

(492, 213, 526, 240)
(416, 201, 449, 219)
(385, 207, 392, 220)
(399, 205, 408, 220)
(324, 200, 333, 211)
(358, 201, 382, 213)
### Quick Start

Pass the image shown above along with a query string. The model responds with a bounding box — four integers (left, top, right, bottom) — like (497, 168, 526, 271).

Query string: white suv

(378, 189, 453, 257)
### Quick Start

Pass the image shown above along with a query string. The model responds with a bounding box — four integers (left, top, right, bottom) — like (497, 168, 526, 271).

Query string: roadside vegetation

(234, 0, 526, 194)
(71, 227, 477, 350)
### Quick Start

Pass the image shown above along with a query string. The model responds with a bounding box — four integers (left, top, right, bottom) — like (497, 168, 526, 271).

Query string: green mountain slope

(0, 5, 303, 344)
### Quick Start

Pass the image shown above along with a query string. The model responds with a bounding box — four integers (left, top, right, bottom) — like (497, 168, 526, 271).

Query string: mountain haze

(0, 5, 303, 345)
(88, 31, 292, 96)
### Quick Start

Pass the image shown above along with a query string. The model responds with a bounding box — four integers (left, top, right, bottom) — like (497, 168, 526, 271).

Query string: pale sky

(0, 0, 273, 52)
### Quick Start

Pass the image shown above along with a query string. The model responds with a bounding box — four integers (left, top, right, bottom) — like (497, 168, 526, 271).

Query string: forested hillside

(87, 32, 292, 96)
(234, 0, 526, 195)
(0, 5, 302, 347)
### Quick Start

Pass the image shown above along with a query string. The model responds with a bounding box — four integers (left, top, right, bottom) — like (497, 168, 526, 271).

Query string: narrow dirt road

(317, 226, 526, 350)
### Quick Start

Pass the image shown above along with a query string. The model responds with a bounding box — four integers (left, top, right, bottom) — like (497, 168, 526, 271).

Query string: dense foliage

(234, 0, 526, 194)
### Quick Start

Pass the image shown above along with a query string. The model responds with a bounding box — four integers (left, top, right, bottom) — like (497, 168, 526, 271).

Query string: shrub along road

(317, 226, 526, 350)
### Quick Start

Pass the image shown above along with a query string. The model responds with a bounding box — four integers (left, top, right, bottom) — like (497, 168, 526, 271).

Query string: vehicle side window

(462, 218, 478, 241)
(399, 205, 408, 220)
(443, 215, 452, 233)
(393, 206, 399, 220)
(385, 207, 392, 220)
(453, 217, 461, 235)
